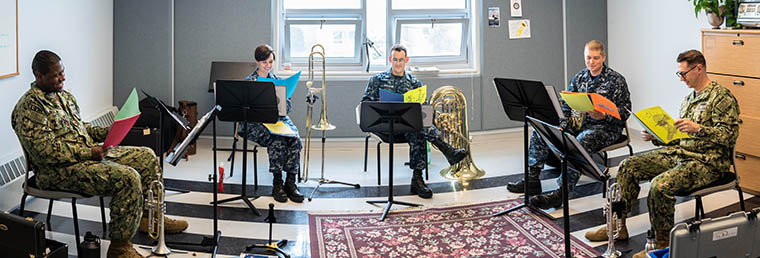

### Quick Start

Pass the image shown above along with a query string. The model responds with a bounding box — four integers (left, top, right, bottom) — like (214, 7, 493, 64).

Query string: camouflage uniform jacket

(655, 81, 740, 170)
(563, 65, 631, 134)
(361, 69, 424, 103)
(11, 82, 110, 172)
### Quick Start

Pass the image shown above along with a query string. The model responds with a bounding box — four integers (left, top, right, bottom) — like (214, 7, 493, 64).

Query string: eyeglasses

(390, 57, 406, 63)
(676, 65, 697, 79)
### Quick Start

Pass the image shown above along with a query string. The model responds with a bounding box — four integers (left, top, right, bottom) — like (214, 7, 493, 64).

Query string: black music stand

(360, 101, 423, 221)
(164, 106, 223, 257)
(492, 78, 561, 218)
(210, 80, 279, 217)
(141, 90, 191, 194)
(527, 116, 609, 258)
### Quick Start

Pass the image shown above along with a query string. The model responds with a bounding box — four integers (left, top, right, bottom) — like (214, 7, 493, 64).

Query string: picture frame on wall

(1, 0, 19, 79)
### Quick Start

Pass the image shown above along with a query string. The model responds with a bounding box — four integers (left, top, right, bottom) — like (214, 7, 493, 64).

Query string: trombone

(301, 44, 335, 182)
(300, 44, 360, 199)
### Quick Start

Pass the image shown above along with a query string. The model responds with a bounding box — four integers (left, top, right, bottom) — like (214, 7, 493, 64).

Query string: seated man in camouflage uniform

(360, 44, 467, 199)
(507, 40, 632, 209)
(12, 50, 188, 258)
(585, 50, 740, 258)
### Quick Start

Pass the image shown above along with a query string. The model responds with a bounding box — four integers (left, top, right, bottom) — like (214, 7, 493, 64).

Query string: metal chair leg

(627, 144, 634, 156)
(19, 193, 27, 217)
(602, 151, 609, 167)
(46, 199, 54, 230)
(377, 141, 382, 185)
(99, 196, 107, 238)
(737, 186, 746, 212)
(72, 199, 81, 256)
(364, 135, 370, 172)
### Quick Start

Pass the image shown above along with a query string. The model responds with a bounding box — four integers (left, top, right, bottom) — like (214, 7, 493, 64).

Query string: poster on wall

(1, 0, 19, 79)
(488, 7, 500, 27)
(508, 19, 531, 39)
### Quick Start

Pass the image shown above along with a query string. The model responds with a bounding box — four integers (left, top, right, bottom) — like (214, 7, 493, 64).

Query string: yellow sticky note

(263, 121, 296, 136)
(404, 85, 427, 104)
(560, 92, 594, 112)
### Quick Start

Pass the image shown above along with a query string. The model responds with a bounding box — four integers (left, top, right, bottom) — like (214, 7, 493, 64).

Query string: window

(275, 0, 478, 75)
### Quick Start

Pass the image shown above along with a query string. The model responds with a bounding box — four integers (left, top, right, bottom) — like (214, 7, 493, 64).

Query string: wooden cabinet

(703, 29, 760, 195)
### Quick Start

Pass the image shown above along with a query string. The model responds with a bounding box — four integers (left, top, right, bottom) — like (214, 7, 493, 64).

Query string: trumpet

(145, 174, 171, 256)
(301, 44, 335, 182)
(601, 180, 624, 258)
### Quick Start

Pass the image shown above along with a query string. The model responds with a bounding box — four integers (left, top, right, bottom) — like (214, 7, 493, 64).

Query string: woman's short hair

(254, 44, 276, 62)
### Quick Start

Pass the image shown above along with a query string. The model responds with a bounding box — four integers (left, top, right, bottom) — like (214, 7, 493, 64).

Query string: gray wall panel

(114, 0, 608, 137)
(566, 0, 608, 85)
(173, 0, 272, 136)
(481, 0, 565, 130)
(114, 0, 173, 105)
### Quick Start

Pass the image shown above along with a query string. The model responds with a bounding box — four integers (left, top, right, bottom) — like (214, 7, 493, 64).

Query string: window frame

(274, 0, 479, 76)
(283, 18, 363, 65)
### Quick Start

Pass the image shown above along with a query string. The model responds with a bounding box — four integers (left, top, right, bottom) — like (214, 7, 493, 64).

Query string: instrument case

(0, 211, 68, 258)
(669, 208, 760, 258)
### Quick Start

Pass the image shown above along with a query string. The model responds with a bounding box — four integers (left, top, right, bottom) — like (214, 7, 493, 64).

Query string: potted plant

(690, 0, 739, 29)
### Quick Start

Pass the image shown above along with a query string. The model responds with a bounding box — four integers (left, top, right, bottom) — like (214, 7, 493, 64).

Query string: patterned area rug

(309, 199, 601, 258)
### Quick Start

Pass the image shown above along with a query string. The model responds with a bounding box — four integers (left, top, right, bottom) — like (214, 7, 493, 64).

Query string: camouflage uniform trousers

(616, 148, 723, 239)
(36, 146, 159, 241)
(243, 127, 302, 175)
(405, 126, 444, 171)
(528, 128, 621, 193)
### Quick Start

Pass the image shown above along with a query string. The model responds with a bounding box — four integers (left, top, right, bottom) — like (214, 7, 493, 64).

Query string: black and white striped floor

(13, 130, 759, 257)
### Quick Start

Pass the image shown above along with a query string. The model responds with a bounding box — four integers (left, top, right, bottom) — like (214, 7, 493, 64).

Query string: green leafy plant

(690, 0, 739, 28)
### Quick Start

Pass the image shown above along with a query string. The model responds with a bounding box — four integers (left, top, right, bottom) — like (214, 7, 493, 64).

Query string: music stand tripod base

(306, 131, 360, 201)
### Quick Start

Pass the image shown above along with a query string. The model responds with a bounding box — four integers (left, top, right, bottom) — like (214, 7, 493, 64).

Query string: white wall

(0, 0, 113, 164)
(0, 0, 113, 212)
(608, 0, 712, 131)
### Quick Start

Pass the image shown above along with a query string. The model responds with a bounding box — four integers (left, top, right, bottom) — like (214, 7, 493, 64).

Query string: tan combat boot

(584, 216, 629, 242)
(138, 215, 189, 234)
(106, 240, 145, 258)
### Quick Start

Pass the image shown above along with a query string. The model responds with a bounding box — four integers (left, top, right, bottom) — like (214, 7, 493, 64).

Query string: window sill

(274, 67, 480, 80)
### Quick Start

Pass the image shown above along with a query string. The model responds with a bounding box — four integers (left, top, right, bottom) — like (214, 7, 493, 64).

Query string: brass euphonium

(430, 86, 485, 181)
(301, 44, 335, 182)
(145, 174, 171, 256)
(602, 180, 624, 258)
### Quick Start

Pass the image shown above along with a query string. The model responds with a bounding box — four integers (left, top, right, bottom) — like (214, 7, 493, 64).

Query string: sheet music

(545, 85, 565, 119)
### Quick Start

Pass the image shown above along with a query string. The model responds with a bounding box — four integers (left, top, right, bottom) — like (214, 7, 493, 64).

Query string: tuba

(145, 174, 171, 256)
(430, 86, 485, 181)
(602, 180, 624, 258)
(301, 44, 335, 182)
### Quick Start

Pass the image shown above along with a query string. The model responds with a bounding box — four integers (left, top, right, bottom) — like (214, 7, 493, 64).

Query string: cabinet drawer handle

(732, 40, 744, 46)
(735, 153, 746, 160)
(733, 80, 745, 86)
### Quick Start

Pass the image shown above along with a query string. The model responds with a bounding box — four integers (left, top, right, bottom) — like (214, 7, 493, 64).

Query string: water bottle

(644, 229, 656, 255)
(79, 231, 101, 258)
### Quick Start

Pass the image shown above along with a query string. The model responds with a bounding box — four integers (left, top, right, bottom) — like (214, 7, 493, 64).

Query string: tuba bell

(301, 44, 335, 182)
(430, 86, 485, 181)
(145, 173, 171, 256)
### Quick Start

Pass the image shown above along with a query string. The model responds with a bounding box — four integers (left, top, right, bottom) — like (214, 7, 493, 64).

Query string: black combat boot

(410, 169, 433, 198)
(272, 172, 288, 203)
(529, 190, 564, 209)
(430, 138, 467, 165)
(284, 173, 304, 203)
(506, 166, 542, 195)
